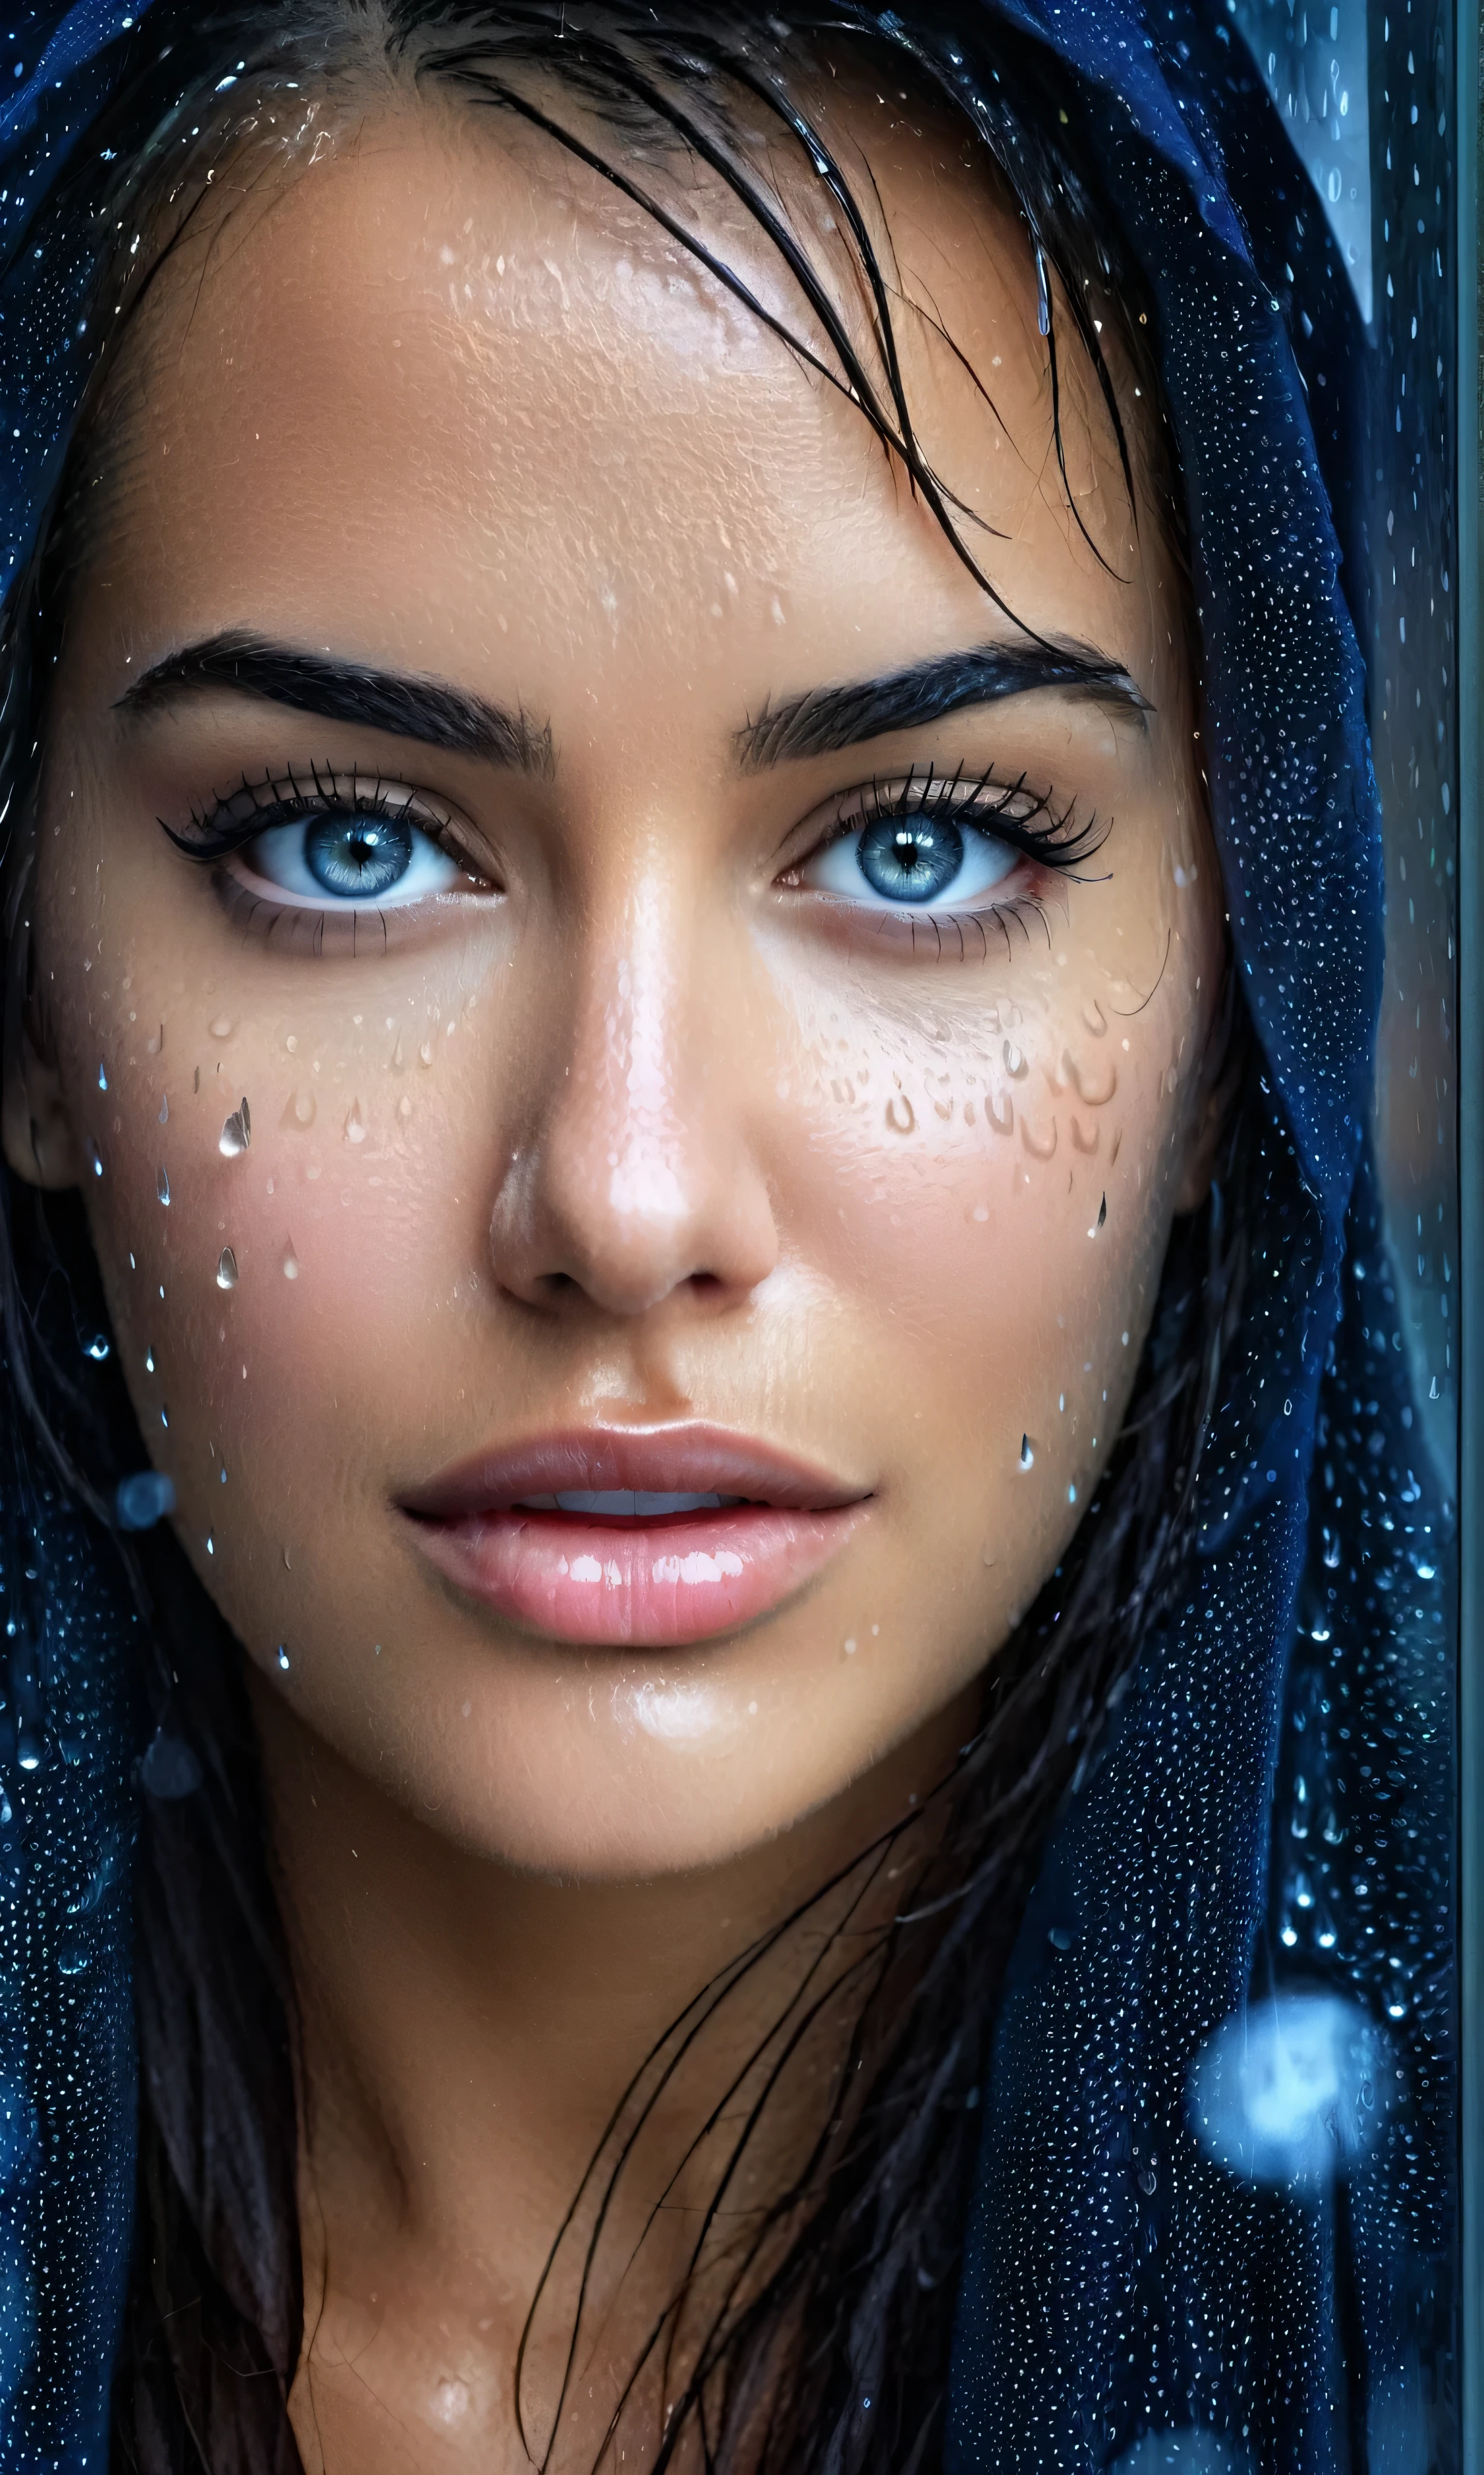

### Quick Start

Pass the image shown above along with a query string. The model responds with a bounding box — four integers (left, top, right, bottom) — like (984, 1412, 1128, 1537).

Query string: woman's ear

(2, 944, 82, 1190)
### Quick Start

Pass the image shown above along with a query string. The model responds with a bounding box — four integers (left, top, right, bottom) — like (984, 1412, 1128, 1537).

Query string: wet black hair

(0, 5, 1260, 2468)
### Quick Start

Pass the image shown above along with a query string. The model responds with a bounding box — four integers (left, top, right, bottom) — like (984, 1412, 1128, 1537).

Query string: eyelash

(163, 765, 480, 874)
(804, 761, 1107, 877)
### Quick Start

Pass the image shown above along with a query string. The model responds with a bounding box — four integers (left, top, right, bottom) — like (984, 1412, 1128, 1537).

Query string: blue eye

(239, 807, 465, 908)
(801, 810, 1020, 910)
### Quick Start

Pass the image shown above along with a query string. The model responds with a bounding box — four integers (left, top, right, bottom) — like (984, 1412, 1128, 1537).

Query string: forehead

(82, 88, 1173, 706)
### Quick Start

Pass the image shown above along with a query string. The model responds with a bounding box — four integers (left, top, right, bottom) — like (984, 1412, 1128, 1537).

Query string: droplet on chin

(216, 1247, 239, 1289)
(219, 1098, 251, 1157)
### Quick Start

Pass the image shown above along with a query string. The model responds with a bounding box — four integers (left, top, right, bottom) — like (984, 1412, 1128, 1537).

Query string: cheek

(65, 957, 495, 1570)
(773, 965, 1192, 1493)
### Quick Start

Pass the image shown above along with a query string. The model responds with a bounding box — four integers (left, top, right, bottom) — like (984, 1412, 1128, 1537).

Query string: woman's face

(8, 87, 1222, 1878)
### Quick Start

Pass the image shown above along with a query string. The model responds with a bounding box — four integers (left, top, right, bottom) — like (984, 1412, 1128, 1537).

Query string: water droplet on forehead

(219, 1098, 251, 1157)
(216, 1247, 238, 1290)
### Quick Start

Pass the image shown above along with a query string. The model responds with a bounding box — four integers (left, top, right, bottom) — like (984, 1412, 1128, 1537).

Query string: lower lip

(406, 1503, 863, 1647)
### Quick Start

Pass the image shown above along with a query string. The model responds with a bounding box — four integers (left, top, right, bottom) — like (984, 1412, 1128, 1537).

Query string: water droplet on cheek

(216, 1247, 239, 1289)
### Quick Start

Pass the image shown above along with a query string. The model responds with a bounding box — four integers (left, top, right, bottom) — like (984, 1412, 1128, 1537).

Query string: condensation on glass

(1231, 5, 1460, 2468)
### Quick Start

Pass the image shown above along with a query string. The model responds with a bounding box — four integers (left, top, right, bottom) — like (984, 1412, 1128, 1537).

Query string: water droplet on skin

(210, 1015, 233, 1039)
(219, 1098, 251, 1156)
(220, 1466, 228, 1484)
(205, 1533, 215, 1557)
(392, 1034, 405, 1069)
(1003, 1039, 1027, 1079)
(57, 1938, 89, 1976)
(981, 1543, 996, 1567)
(91, 1147, 104, 1178)
(418, 1038, 435, 1068)
(84, 1334, 109, 1361)
(216, 1247, 239, 1289)
(344, 1099, 367, 1144)
(97, 1063, 108, 1091)
(1019, 1436, 1034, 1469)
(844, 1637, 857, 1655)
(158, 1094, 168, 1125)
(17, 1722, 43, 1773)
(144, 1347, 155, 1373)
(282, 1245, 299, 1280)
(282, 1089, 315, 1129)
(156, 1167, 170, 1205)
(396, 1094, 413, 1122)
(277, 1646, 290, 1671)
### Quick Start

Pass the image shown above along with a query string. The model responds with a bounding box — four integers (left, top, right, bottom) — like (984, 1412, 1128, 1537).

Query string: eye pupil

(857, 815, 964, 903)
(304, 812, 415, 900)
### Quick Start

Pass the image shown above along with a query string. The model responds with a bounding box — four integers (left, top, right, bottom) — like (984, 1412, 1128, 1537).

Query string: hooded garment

(0, 3, 1451, 2470)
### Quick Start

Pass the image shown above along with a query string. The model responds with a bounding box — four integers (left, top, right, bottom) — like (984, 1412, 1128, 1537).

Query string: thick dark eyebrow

(735, 639, 1149, 771)
(115, 631, 555, 778)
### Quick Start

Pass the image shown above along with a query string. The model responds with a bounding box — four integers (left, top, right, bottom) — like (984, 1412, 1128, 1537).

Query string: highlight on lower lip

(407, 1501, 862, 1647)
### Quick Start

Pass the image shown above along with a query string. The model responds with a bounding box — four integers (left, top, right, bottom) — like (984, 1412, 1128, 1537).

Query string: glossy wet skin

(8, 89, 1222, 1885)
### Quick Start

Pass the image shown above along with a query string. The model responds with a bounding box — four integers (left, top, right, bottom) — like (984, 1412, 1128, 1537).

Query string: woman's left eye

(237, 808, 466, 908)
(796, 812, 1019, 911)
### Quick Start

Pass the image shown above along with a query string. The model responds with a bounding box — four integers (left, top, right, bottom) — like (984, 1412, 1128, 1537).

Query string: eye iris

(856, 815, 964, 903)
(303, 813, 415, 900)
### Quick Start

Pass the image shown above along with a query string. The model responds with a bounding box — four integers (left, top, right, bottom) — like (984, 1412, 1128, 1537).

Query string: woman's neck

(251, 1667, 973, 2475)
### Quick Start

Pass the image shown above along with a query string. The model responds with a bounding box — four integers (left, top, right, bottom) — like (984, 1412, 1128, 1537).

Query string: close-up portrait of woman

(0, 0, 1468, 2470)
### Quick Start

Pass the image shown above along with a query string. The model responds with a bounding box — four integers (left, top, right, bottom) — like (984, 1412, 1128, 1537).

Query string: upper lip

(399, 1424, 869, 1521)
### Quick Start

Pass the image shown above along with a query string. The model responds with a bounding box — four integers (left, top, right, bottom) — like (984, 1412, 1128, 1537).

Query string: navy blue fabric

(0, 3, 1427, 2470)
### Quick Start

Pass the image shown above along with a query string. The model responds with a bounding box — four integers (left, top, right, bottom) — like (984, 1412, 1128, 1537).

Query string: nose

(488, 879, 779, 1319)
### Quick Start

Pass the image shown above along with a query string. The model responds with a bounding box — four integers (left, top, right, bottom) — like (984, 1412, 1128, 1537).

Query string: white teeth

(514, 1489, 744, 1516)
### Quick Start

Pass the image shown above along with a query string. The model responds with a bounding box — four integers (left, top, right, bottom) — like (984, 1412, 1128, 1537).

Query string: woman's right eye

(234, 806, 472, 910)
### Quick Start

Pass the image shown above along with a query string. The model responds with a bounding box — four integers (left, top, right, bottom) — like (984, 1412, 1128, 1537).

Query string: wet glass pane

(1237, 4, 1463, 2464)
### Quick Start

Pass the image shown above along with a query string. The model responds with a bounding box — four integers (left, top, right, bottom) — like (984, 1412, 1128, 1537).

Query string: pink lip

(399, 1425, 871, 1649)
